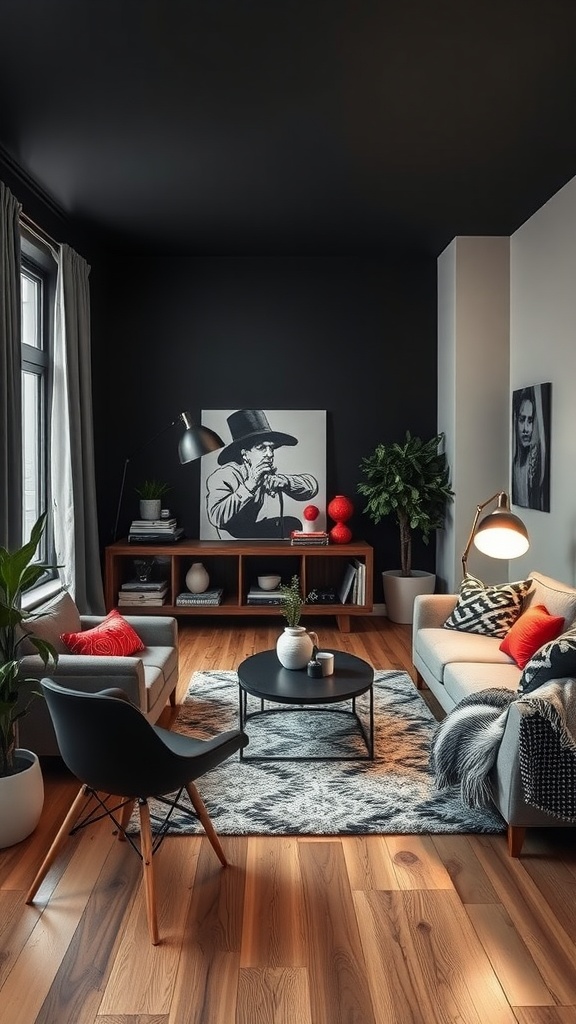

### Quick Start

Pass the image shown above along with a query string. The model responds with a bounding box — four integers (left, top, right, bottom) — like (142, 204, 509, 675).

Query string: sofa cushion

(443, 662, 521, 706)
(444, 573, 532, 639)
(499, 604, 566, 669)
(62, 610, 145, 657)
(20, 591, 82, 655)
(524, 571, 576, 626)
(415, 627, 513, 682)
(518, 622, 576, 695)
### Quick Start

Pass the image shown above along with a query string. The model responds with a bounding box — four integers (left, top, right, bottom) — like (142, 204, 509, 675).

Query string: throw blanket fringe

(430, 689, 515, 808)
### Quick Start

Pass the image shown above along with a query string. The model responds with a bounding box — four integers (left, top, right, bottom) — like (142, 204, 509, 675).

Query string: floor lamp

(461, 491, 529, 578)
(112, 411, 224, 541)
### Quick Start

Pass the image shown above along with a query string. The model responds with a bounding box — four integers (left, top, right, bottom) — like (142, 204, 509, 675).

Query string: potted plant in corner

(135, 479, 171, 521)
(357, 431, 454, 623)
(0, 512, 59, 848)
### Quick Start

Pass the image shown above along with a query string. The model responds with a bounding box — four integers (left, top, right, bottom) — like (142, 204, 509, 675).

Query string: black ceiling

(1, 0, 576, 256)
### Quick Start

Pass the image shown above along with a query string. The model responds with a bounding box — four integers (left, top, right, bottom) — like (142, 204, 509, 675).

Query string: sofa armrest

(19, 653, 146, 709)
(80, 614, 177, 648)
(413, 593, 458, 632)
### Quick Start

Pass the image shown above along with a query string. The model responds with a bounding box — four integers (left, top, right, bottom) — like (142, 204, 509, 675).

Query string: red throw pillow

(61, 610, 146, 656)
(499, 604, 565, 669)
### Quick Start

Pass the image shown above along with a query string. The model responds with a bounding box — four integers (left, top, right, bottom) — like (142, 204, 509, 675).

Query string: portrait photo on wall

(511, 382, 551, 512)
(199, 409, 327, 540)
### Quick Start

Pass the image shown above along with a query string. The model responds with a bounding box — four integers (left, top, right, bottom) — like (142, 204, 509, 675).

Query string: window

(20, 233, 56, 571)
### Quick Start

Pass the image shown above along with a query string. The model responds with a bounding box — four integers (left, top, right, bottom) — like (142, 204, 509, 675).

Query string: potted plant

(276, 575, 319, 669)
(357, 431, 454, 623)
(0, 512, 59, 847)
(135, 479, 171, 521)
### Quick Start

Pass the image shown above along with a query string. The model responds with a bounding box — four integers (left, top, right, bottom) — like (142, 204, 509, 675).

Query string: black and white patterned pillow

(443, 573, 532, 639)
(518, 622, 576, 694)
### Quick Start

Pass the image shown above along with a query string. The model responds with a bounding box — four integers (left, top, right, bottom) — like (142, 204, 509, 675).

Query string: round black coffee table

(237, 649, 374, 761)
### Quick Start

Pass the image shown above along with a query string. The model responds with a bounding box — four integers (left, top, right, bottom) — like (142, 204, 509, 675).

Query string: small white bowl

(258, 574, 281, 591)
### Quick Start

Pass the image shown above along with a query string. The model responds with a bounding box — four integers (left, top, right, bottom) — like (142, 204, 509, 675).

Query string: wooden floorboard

(1, 614, 576, 1023)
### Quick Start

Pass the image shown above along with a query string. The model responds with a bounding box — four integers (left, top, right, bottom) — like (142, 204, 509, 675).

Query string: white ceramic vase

(186, 562, 210, 594)
(0, 750, 44, 849)
(276, 626, 318, 670)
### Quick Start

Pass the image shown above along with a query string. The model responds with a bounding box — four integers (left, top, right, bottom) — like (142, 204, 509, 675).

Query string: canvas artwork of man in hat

(205, 410, 319, 539)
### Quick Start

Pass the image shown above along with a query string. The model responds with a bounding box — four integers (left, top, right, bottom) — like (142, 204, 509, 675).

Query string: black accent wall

(95, 254, 439, 599)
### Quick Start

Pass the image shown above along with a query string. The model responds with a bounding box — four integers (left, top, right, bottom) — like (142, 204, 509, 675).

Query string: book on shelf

(176, 588, 224, 606)
(120, 579, 168, 592)
(128, 528, 185, 543)
(247, 596, 284, 605)
(338, 562, 357, 604)
(290, 529, 329, 546)
(118, 595, 166, 606)
(130, 518, 178, 529)
(118, 583, 168, 600)
(352, 557, 366, 604)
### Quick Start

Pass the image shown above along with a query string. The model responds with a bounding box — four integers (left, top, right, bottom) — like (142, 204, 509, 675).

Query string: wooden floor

(2, 615, 576, 1024)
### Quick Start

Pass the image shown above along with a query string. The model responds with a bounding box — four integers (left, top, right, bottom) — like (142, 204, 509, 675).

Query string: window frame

(20, 230, 57, 582)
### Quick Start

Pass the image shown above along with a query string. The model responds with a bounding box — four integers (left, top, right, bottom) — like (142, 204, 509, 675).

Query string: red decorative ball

(303, 504, 319, 522)
(329, 522, 352, 544)
(327, 494, 354, 523)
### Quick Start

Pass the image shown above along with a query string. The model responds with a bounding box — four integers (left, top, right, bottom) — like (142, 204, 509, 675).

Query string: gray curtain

(0, 182, 23, 552)
(52, 245, 105, 614)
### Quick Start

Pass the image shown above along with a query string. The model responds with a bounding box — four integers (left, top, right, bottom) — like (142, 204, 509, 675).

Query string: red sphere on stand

(303, 504, 319, 522)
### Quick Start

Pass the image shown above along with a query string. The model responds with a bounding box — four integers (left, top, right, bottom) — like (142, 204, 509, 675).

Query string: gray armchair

(17, 593, 178, 757)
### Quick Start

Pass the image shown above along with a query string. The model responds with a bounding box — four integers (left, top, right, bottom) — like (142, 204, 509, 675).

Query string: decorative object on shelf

(357, 431, 454, 623)
(290, 530, 329, 546)
(0, 512, 58, 846)
(113, 410, 225, 540)
(257, 574, 281, 591)
(135, 479, 172, 521)
(327, 494, 354, 544)
(276, 575, 319, 669)
(186, 562, 210, 594)
(133, 557, 154, 582)
(303, 503, 320, 533)
(461, 491, 529, 578)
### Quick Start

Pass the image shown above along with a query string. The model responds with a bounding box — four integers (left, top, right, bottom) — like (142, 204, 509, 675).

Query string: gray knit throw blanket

(430, 680, 576, 822)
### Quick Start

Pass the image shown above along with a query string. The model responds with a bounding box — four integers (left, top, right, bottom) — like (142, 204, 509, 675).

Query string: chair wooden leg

(138, 800, 159, 945)
(185, 782, 227, 867)
(415, 671, 424, 690)
(169, 685, 177, 707)
(118, 798, 137, 840)
(507, 824, 526, 857)
(26, 785, 92, 904)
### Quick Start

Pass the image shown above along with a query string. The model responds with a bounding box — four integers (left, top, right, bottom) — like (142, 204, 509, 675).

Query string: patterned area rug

(131, 669, 506, 836)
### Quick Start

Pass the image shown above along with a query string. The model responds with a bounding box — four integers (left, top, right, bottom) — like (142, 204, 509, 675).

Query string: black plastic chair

(26, 678, 248, 944)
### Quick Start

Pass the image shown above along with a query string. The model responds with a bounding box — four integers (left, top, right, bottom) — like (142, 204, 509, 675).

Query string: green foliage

(135, 479, 171, 500)
(357, 431, 454, 578)
(0, 513, 59, 776)
(279, 575, 317, 628)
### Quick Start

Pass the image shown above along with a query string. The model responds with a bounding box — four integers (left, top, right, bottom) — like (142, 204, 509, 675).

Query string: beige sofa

(17, 592, 179, 757)
(412, 570, 576, 854)
(412, 570, 576, 713)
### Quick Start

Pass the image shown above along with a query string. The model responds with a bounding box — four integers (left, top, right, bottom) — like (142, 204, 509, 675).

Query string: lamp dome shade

(474, 508, 530, 559)
(178, 413, 224, 464)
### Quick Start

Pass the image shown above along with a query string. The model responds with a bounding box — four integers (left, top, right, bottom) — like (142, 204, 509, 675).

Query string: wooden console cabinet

(105, 539, 373, 632)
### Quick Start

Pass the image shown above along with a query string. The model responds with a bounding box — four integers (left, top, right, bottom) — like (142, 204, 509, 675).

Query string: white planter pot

(0, 749, 44, 849)
(139, 499, 161, 521)
(382, 569, 436, 624)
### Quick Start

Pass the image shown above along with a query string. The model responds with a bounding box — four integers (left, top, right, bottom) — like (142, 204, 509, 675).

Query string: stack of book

(118, 579, 169, 606)
(246, 584, 285, 605)
(176, 588, 224, 607)
(290, 530, 329, 546)
(338, 559, 366, 605)
(128, 517, 184, 543)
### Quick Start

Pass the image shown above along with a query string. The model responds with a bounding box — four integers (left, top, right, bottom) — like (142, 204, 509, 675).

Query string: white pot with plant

(0, 513, 58, 847)
(135, 479, 171, 521)
(276, 575, 318, 670)
(357, 431, 454, 623)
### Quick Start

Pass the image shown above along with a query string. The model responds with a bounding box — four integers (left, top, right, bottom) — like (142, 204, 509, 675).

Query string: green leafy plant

(135, 479, 171, 500)
(357, 431, 454, 578)
(279, 575, 317, 628)
(0, 512, 59, 776)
